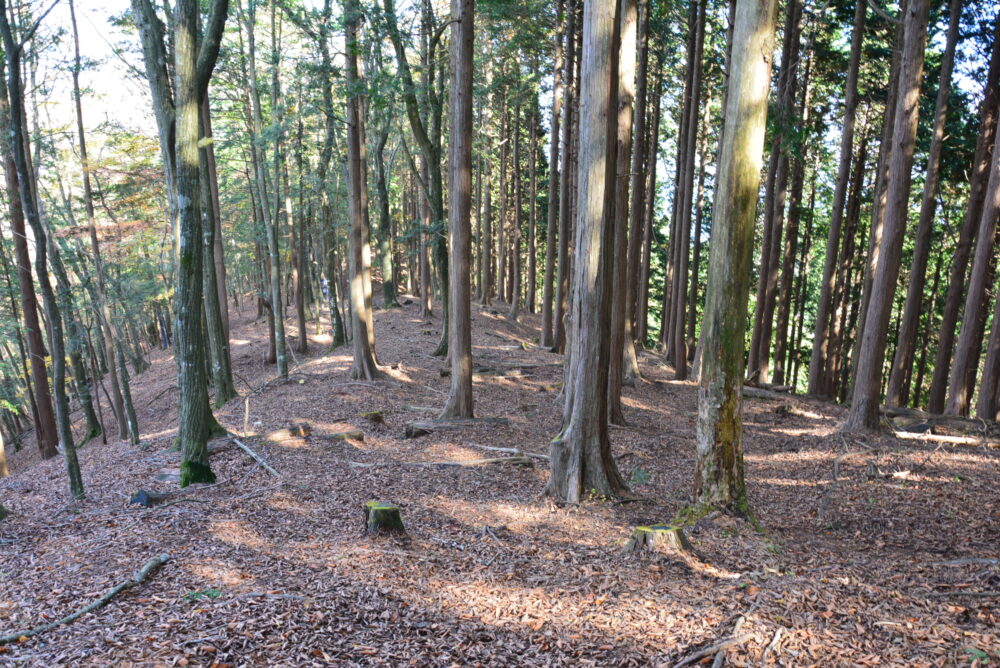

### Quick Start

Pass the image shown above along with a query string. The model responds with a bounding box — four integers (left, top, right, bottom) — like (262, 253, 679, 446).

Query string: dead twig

(228, 434, 282, 478)
(760, 627, 785, 665)
(673, 634, 753, 668)
(0, 553, 170, 646)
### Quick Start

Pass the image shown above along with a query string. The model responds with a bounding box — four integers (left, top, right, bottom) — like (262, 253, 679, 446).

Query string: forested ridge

(0, 0, 998, 663)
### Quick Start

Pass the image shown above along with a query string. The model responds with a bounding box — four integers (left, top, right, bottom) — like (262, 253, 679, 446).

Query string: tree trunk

(553, 0, 578, 354)
(694, 0, 776, 514)
(346, 0, 382, 381)
(548, 0, 627, 504)
(540, 0, 564, 348)
(608, 0, 637, 425)
(0, 10, 84, 498)
(886, 0, 962, 406)
(843, 0, 929, 431)
(946, 121, 1000, 415)
(636, 65, 662, 346)
(441, 0, 475, 419)
(927, 16, 1000, 412)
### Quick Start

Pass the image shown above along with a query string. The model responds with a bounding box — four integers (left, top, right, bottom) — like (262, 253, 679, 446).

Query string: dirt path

(1, 297, 997, 666)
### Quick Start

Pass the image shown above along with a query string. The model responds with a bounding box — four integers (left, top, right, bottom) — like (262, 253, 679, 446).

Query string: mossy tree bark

(547, 0, 628, 504)
(170, 0, 229, 486)
(693, 0, 777, 514)
(441, 0, 475, 419)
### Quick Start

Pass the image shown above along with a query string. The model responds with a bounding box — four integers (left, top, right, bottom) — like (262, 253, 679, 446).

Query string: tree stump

(0, 503, 8, 521)
(625, 524, 691, 553)
(364, 501, 405, 534)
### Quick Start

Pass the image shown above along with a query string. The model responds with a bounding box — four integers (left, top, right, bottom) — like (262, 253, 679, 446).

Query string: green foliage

(184, 588, 224, 601)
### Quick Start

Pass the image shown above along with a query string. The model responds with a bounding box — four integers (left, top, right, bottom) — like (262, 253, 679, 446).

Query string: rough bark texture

(843, 0, 929, 432)
(693, 0, 776, 513)
(886, 0, 961, 407)
(547, 0, 627, 504)
(441, 0, 475, 419)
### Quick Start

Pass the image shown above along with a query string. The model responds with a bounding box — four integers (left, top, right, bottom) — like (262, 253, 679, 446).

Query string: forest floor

(1, 293, 998, 667)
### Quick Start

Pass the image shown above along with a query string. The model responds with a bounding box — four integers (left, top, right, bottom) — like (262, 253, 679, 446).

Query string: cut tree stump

(364, 501, 405, 534)
(314, 427, 365, 442)
(359, 411, 385, 424)
(625, 524, 692, 553)
(0, 503, 8, 521)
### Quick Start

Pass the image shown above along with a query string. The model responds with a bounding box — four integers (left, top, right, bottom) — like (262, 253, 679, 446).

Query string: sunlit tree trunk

(694, 0, 776, 514)
(843, 0, 929, 431)
(441, 0, 475, 418)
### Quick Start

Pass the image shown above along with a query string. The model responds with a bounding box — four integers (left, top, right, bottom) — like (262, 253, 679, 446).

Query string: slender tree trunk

(843, 0, 929, 431)
(636, 66, 662, 347)
(540, 0, 564, 348)
(0, 11, 84, 498)
(886, 0, 962, 406)
(946, 123, 1000, 415)
(927, 16, 1000, 412)
(345, 0, 382, 381)
(553, 0, 578, 354)
(441, 0, 475, 418)
(509, 101, 523, 320)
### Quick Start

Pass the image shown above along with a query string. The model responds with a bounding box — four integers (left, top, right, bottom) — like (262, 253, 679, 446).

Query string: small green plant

(628, 467, 651, 487)
(964, 648, 989, 663)
(764, 541, 782, 555)
(185, 588, 223, 602)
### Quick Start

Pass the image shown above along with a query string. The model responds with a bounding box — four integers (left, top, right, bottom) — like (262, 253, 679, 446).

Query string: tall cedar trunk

(662, 0, 698, 354)
(772, 67, 811, 386)
(528, 105, 538, 313)
(843, 0, 929, 431)
(497, 106, 509, 304)
(946, 119, 1000, 415)
(978, 270, 1000, 419)
(671, 0, 706, 378)
(608, 0, 637, 425)
(547, 0, 627, 504)
(807, 0, 866, 395)
(420, 155, 433, 316)
(345, 0, 382, 380)
(70, 0, 128, 440)
(244, 0, 288, 378)
(886, 0, 962, 406)
(849, 0, 907, 399)
(375, 129, 400, 308)
(540, 0, 565, 348)
(200, 107, 237, 406)
(441, 0, 475, 418)
(624, 0, 650, 373)
(749, 0, 801, 383)
(694, 0, 776, 514)
(509, 101, 523, 320)
(553, 0, 578, 354)
(293, 112, 309, 350)
(0, 7, 84, 498)
(927, 16, 1000, 412)
(636, 66, 662, 346)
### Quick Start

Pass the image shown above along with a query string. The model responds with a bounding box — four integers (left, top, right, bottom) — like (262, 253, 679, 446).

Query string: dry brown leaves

(0, 295, 997, 666)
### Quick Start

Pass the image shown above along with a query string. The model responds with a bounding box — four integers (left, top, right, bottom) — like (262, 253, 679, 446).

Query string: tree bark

(441, 0, 475, 419)
(927, 15, 1000, 412)
(548, 0, 627, 503)
(886, 0, 962, 407)
(694, 0, 776, 514)
(540, 0, 564, 348)
(843, 0, 929, 431)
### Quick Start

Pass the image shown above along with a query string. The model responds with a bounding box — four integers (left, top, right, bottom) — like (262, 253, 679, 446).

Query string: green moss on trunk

(180, 459, 216, 487)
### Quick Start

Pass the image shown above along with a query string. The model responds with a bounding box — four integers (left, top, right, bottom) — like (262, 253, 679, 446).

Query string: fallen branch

(0, 553, 170, 646)
(229, 434, 282, 478)
(471, 444, 549, 460)
(742, 386, 787, 401)
(893, 431, 999, 448)
(672, 633, 753, 668)
(929, 558, 999, 567)
(411, 456, 534, 468)
(925, 590, 1000, 598)
(760, 626, 785, 665)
